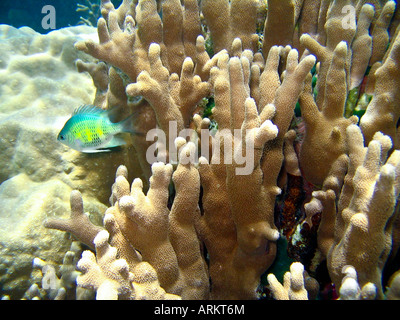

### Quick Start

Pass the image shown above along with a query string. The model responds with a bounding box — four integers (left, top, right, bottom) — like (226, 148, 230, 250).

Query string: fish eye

(59, 134, 66, 141)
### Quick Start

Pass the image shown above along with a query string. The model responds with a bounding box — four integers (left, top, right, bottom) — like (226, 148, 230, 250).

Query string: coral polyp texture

(2, 0, 400, 300)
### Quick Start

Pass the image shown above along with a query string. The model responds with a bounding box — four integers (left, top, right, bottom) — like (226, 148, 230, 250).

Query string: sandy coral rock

(0, 25, 96, 183)
(0, 175, 74, 298)
(0, 25, 142, 298)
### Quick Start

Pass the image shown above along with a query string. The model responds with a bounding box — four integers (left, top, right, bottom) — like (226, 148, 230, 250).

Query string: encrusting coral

(38, 0, 400, 300)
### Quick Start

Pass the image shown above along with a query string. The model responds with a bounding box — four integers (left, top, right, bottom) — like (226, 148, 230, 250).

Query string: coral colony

(1, 0, 400, 300)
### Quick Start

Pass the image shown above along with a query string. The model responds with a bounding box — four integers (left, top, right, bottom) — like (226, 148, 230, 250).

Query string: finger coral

(327, 125, 400, 299)
(77, 230, 180, 300)
(267, 262, 317, 300)
(44, 190, 104, 249)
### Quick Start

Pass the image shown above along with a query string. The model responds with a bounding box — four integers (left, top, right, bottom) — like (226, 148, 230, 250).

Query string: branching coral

(201, 0, 260, 54)
(299, 41, 358, 186)
(74, 0, 222, 180)
(297, 1, 399, 187)
(305, 125, 400, 299)
(262, 0, 298, 55)
(27, 241, 92, 300)
(77, 230, 180, 300)
(106, 144, 209, 299)
(47, 143, 209, 299)
(267, 262, 318, 300)
(192, 41, 315, 299)
(40, 0, 400, 301)
(126, 43, 211, 135)
(338, 265, 377, 300)
(327, 125, 400, 299)
(386, 270, 400, 299)
(360, 28, 400, 148)
(44, 190, 104, 249)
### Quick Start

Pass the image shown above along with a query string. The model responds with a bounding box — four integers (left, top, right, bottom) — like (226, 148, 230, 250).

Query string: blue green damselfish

(57, 105, 138, 153)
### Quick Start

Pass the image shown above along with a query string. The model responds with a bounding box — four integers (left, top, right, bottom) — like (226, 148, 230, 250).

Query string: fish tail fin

(119, 112, 143, 136)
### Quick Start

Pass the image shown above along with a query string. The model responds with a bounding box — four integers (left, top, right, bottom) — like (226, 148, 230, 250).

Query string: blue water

(0, 0, 122, 33)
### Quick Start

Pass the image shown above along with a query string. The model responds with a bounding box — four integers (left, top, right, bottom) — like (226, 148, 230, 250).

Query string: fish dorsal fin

(73, 105, 107, 116)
